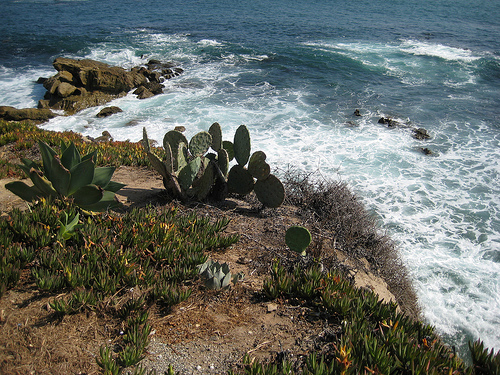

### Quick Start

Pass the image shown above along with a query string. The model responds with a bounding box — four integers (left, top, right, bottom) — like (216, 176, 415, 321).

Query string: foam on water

(304, 40, 480, 89)
(1, 29, 499, 353)
(0, 66, 53, 108)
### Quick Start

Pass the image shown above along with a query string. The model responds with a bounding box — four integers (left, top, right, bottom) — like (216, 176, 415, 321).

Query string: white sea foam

(401, 40, 481, 62)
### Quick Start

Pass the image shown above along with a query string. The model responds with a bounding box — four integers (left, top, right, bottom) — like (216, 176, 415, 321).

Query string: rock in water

(38, 57, 184, 114)
(96, 106, 123, 118)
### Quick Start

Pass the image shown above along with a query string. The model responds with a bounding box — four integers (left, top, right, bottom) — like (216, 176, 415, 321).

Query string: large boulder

(37, 57, 184, 114)
(0, 106, 57, 122)
(96, 106, 123, 118)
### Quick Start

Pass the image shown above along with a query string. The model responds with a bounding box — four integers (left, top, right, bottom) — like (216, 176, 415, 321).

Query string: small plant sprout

(285, 226, 312, 256)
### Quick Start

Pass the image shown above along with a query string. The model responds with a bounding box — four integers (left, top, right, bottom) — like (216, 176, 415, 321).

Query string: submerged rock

(96, 106, 123, 118)
(412, 127, 431, 140)
(378, 117, 401, 128)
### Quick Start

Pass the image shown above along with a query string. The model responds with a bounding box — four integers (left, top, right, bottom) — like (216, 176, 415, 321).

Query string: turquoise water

(1, 0, 499, 355)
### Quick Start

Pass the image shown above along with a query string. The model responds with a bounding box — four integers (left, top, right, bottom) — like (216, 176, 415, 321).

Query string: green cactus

(248, 151, 271, 180)
(163, 130, 188, 171)
(285, 226, 312, 256)
(222, 140, 235, 161)
(192, 162, 215, 200)
(209, 122, 223, 152)
(254, 174, 285, 208)
(178, 157, 202, 191)
(227, 165, 254, 195)
(143, 123, 284, 208)
(188, 131, 212, 157)
(6, 141, 124, 211)
(217, 148, 230, 177)
(233, 125, 251, 166)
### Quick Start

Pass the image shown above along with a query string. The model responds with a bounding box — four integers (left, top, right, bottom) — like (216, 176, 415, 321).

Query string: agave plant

(197, 259, 233, 290)
(6, 141, 125, 211)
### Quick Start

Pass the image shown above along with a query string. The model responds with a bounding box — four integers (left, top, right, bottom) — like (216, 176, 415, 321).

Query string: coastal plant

(469, 340, 500, 374)
(258, 260, 477, 374)
(197, 259, 232, 290)
(0, 120, 153, 178)
(5, 140, 125, 211)
(142, 123, 285, 207)
(285, 226, 312, 256)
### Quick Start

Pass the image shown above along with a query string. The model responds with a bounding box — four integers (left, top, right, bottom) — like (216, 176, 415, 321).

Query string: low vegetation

(0, 120, 498, 374)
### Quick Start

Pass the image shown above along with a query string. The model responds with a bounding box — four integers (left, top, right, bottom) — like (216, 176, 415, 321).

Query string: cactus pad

(217, 148, 230, 177)
(163, 143, 174, 175)
(233, 125, 251, 166)
(176, 143, 188, 171)
(146, 151, 169, 180)
(163, 130, 188, 170)
(254, 174, 285, 208)
(285, 226, 311, 256)
(209, 122, 223, 151)
(248, 151, 271, 180)
(189, 131, 212, 157)
(223, 141, 235, 161)
(192, 162, 215, 200)
(227, 165, 254, 195)
(178, 157, 202, 191)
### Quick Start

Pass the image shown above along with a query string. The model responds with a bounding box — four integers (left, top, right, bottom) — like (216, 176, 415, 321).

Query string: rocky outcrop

(0, 106, 57, 122)
(96, 106, 123, 118)
(37, 57, 184, 114)
(412, 127, 431, 140)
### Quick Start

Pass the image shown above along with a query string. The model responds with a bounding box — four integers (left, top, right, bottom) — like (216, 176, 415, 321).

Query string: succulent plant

(197, 259, 232, 290)
(5, 141, 125, 211)
(143, 123, 285, 207)
(285, 226, 312, 256)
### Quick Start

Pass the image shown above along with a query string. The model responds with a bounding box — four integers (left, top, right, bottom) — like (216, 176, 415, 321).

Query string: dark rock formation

(412, 127, 431, 140)
(0, 106, 57, 122)
(37, 57, 184, 113)
(378, 117, 401, 128)
(420, 147, 434, 155)
(96, 106, 123, 118)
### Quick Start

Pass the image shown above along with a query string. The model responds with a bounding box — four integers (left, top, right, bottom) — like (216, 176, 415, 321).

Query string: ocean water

(1, 0, 499, 355)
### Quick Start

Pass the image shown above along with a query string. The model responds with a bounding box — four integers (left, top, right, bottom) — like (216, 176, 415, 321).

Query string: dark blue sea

(1, 0, 499, 355)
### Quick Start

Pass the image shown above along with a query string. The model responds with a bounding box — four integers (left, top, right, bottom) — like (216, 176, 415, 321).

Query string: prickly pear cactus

(222, 140, 235, 161)
(227, 165, 254, 195)
(254, 174, 285, 208)
(248, 151, 271, 180)
(192, 162, 215, 200)
(209, 122, 223, 152)
(285, 226, 311, 256)
(233, 125, 251, 166)
(143, 123, 285, 207)
(164, 130, 188, 171)
(178, 157, 202, 191)
(217, 148, 230, 177)
(189, 131, 212, 157)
